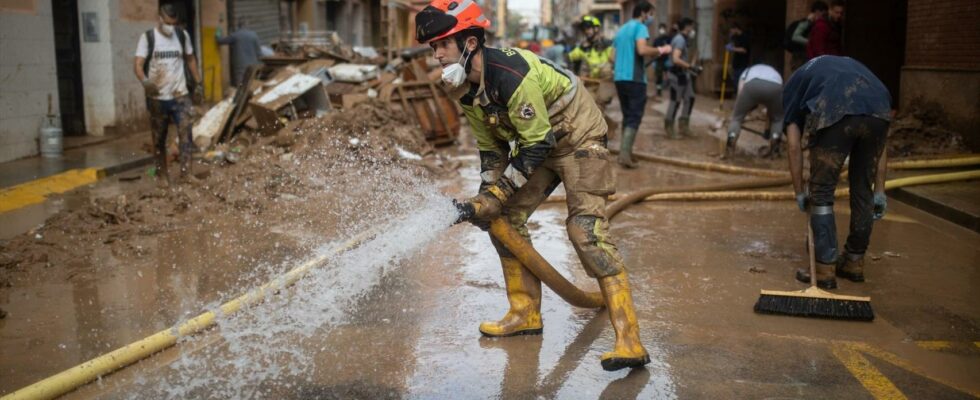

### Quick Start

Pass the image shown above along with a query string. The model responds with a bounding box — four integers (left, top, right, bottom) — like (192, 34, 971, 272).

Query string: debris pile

(0, 100, 457, 286)
(888, 99, 967, 157)
(194, 35, 461, 155)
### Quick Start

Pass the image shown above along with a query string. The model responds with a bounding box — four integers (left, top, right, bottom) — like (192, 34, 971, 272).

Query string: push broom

(754, 214, 874, 321)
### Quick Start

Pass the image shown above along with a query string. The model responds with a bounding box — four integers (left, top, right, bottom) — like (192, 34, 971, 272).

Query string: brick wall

(905, 0, 980, 69)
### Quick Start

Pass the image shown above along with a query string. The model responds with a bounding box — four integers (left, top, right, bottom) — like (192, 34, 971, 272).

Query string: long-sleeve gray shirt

(217, 29, 262, 85)
(791, 19, 812, 47)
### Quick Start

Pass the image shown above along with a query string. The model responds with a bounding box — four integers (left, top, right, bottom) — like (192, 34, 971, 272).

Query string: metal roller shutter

(230, 0, 281, 45)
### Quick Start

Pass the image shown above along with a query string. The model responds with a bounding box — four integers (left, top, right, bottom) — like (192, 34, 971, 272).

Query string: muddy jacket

(460, 47, 593, 185)
(783, 56, 891, 139)
(568, 39, 613, 80)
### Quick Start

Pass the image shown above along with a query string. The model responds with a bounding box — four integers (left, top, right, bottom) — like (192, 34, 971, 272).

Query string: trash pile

(193, 36, 462, 155)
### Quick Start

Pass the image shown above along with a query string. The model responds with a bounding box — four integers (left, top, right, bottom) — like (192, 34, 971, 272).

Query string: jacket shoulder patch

(518, 103, 536, 120)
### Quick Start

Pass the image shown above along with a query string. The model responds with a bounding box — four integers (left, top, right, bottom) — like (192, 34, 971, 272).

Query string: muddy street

(2, 95, 978, 399)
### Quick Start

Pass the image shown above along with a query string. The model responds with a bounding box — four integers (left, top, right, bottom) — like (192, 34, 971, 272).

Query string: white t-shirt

(739, 64, 783, 86)
(135, 28, 194, 100)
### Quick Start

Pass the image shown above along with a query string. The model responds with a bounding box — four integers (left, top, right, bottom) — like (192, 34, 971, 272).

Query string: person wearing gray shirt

(216, 20, 262, 86)
(665, 18, 698, 138)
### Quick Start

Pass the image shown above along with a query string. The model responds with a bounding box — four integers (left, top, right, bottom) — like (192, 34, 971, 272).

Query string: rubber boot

(480, 257, 543, 337)
(679, 117, 693, 137)
(796, 262, 838, 289)
(598, 271, 650, 371)
(836, 252, 865, 282)
(617, 127, 638, 169)
(724, 131, 738, 159)
(664, 119, 679, 139)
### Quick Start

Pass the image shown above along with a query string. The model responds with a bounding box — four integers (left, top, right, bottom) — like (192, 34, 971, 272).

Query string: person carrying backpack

(134, 4, 202, 186)
(784, 1, 828, 71)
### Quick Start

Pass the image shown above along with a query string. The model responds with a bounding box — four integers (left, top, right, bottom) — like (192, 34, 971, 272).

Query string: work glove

(688, 65, 704, 77)
(141, 79, 160, 96)
(796, 191, 810, 212)
(872, 191, 887, 220)
(192, 82, 205, 105)
(725, 43, 735, 52)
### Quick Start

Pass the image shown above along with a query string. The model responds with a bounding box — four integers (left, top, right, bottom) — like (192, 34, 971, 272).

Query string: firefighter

(416, 0, 650, 371)
(568, 15, 616, 132)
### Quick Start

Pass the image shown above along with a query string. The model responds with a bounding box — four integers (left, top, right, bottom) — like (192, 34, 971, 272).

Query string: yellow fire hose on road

(488, 219, 605, 308)
(617, 151, 980, 177)
(625, 169, 980, 204)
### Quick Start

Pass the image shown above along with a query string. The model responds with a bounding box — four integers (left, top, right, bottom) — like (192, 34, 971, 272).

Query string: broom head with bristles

(754, 286, 874, 321)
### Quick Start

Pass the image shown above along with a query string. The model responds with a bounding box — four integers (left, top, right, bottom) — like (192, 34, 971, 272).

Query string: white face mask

(441, 47, 472, 88)
(658, 28, 666, 35)
(159, 18, 175, 36)
(688, 29, 696, 39)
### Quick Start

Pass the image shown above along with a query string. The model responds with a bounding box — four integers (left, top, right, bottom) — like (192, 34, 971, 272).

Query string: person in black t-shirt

(725, 24, 750, 94)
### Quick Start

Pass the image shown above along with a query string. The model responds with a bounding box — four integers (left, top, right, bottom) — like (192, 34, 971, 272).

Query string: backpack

(143, 28, 196, 96)
(784, 18, 810, 53)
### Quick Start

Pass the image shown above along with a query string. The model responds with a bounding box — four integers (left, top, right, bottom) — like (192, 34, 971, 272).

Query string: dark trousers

(614, 81, 647, 130)
(146, 95, 194, 171)
(808, 115, 889, 262)
(654, 59, 667, 93)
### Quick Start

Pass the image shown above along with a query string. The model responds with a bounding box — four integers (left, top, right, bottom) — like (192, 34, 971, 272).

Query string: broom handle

(807, 216, 817, 288)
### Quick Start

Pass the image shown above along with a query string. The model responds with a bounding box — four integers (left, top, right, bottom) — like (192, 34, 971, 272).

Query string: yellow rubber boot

(479, 257, 543, 337)
(598, 271, 650, 371)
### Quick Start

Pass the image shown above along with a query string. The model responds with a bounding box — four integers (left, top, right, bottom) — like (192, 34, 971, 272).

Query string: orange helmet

(415, 0, 491, 44)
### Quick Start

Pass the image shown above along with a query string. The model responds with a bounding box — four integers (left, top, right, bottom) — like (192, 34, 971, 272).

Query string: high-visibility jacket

(568, 39, 613, 80)
(460, 47, 575, 156)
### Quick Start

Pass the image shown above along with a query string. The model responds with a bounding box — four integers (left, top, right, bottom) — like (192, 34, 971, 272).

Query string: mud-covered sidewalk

(2, 95, 979, 399)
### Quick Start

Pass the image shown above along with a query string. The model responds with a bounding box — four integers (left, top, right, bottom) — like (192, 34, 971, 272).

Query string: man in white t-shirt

(133, 4, 201, 185)
(725, 63, 784, 158)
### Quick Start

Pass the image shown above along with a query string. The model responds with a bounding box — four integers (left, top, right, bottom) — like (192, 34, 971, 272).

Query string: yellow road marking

(914, 340, 954, 351)
(832, 344, 908, 400)
(762, 334, 980, 398)
(846, 342, 980, 397)
(0, 168, 104, 213)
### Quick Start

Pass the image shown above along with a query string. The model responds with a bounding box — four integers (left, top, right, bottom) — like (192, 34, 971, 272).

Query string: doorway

(160, 0, 197, 43)
(843, 0, 907, 107)
(51, 0, 85, 136)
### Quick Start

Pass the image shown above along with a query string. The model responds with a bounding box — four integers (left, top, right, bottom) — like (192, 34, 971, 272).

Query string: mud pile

(0, 101, 457, 289)
(888, 100, 967, 157)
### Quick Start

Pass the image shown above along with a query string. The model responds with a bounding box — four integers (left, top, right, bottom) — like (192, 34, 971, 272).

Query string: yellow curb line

(0, 168, 105, 213)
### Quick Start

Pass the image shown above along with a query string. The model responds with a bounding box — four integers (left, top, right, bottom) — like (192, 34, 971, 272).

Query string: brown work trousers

(489, 85, 626, 279)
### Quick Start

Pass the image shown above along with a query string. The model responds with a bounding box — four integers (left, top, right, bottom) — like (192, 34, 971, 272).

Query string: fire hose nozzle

(452, 198, 476, 225)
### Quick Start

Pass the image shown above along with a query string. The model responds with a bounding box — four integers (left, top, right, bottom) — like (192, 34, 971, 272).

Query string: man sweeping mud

(783, 55, 891, 289)
(415, 0, 650, 371)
